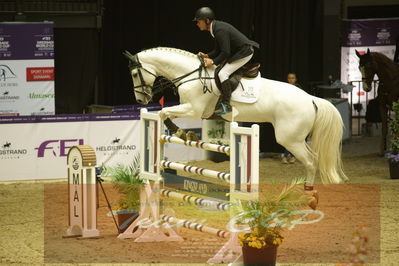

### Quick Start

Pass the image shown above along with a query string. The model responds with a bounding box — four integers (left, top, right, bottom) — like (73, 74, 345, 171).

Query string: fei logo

(35, 139, 84, 157)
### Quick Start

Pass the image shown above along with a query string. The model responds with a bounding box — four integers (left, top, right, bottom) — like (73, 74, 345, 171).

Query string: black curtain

(101, 0, 322, 106)
(101, 0, 260, 106)
(253, 0, 323, 87)
(1, 1, 323, 114)
(55, 28, 99, 114)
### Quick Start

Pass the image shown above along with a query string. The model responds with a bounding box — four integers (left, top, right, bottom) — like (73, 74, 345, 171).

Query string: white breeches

(218, 53, 253, 82)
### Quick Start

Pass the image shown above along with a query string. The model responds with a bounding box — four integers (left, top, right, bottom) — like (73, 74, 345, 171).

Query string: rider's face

(196, 19, 208, 31)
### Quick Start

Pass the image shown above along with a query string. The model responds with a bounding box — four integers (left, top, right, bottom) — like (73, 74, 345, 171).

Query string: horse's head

(123, 50, 157, 104)
(356, 48, 376, 92)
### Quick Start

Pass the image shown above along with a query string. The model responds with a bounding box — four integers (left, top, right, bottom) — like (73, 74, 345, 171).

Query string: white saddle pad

(230, 73, 261, 103)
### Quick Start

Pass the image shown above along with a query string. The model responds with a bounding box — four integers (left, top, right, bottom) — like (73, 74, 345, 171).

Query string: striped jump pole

(160, 160, 230, 183)
(161, 215, 230, 239)
(160, 134, 230, 155)
(160, 188, 230, 211)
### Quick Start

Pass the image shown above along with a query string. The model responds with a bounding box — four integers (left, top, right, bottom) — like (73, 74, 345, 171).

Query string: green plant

(207, 138, 230, 146)
(102, 154, 143, 210)
(208, 120, 229, 145)
(388, 101, 399, 154)
(207, 120, 226, 139)
(233, 177, 311, 249)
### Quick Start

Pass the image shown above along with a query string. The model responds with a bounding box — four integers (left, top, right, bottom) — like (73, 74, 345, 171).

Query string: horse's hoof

(308, 196, 318, 210)
(305, 190, 319, 210)
(186, 131, 200, 141)
(174, 129, 187, 141)
(159, 111, 168, 120)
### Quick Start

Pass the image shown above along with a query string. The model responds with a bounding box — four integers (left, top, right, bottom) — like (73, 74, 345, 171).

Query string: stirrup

(215, 102, 231, 115)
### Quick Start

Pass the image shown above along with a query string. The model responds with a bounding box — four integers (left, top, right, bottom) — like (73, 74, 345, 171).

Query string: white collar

(209, 21, 214, 38)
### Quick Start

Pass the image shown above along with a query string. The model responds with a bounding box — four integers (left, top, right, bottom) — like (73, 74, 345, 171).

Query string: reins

(131, 54, 214, 98)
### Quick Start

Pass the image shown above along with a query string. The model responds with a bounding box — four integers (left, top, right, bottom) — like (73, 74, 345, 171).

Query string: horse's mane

(372, 52, 399, 72)
(141, 47, 197, 59)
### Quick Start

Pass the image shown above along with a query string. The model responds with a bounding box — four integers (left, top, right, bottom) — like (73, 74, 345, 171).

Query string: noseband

(129, 55, 157, 99)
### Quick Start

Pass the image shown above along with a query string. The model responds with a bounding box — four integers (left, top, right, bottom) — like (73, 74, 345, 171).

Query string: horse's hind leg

(283, 141, 316, 185)
(286, 142, 319, 209)
(276, 134, 319, 209)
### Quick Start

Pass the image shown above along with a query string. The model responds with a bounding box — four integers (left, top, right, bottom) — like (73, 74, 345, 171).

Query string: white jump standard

(64, 145, 100, 239)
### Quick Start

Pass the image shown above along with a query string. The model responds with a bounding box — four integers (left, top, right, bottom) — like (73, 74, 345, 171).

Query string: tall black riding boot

(215, 79, 233, 115)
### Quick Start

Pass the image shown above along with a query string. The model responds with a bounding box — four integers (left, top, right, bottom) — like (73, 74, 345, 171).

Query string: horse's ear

(123, 50, 135, 61)
(367, 48, 370, 54)
(355, 50, 361, 58)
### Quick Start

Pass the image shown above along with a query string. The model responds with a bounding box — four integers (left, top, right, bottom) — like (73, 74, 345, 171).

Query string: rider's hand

(204, 58, 213, 67)
(197, 52, 209, 58)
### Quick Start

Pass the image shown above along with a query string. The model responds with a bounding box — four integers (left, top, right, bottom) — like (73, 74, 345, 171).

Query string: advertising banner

(341, 18, 399, 83)
(340, 18, 399, 113)
(0, 114, 140, 181)
(0, 22, 54, 115)
(0, 113, 203, 181)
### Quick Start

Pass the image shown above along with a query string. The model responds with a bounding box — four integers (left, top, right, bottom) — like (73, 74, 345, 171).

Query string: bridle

(358, 53, 377, 84)
(360, 65, 374, 81)
(128, 54, 214, 101)
(128, 54, 157, 99)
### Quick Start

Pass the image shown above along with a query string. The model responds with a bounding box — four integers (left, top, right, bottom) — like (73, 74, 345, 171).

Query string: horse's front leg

(160, 103, 200, 120)
(160, 103, 201, 140)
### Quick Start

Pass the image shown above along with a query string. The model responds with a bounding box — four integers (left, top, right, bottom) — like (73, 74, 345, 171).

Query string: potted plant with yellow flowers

(233, 177, 312, 265)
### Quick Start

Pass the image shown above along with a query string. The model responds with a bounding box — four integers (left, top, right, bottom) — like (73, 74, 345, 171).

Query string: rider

(194, 7, 260, 115)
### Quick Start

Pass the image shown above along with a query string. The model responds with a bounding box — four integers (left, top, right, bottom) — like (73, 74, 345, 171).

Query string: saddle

(214, 62, 261, 92)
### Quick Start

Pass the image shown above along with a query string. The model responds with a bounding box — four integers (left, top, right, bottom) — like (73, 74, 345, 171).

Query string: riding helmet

(193, 7, 215, 21)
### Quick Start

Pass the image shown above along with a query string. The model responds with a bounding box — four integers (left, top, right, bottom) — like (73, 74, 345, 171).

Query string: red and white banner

(26, 67, 55, 82)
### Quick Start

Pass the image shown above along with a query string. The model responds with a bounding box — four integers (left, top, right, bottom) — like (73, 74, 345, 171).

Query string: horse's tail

(310, 98, 348, 184)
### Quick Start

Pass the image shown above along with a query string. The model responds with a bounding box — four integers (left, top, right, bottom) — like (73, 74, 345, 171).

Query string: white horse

(124, 47, 348, 205)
